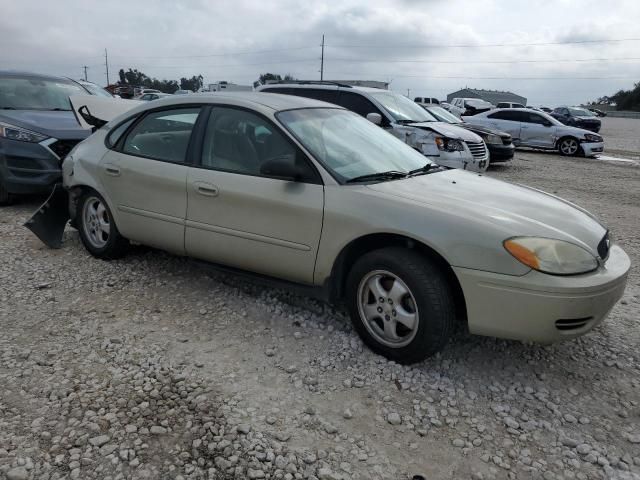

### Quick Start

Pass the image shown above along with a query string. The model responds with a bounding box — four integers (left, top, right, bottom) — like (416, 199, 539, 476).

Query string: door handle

(194, 182, 219, 197)
(104, 164, 121, 176)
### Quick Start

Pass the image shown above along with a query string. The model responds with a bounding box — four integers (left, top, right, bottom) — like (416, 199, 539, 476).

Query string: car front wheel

(77, 190, 128, 259)
(558, 137, 580, 156)
(346, 248, 455, 364)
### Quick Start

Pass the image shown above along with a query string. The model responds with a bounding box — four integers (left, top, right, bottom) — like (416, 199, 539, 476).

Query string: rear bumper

(581, 141, 604, 157)
(487, 143, 514, 162)
(453, 245, 630, 343)
(0, 138, 62, 194)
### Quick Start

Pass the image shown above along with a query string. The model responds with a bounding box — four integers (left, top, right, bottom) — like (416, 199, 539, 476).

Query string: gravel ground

(1, 151, 639, 480)
(599, 117, 640, 159)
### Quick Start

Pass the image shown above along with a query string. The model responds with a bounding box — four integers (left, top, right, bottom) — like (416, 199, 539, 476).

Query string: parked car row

(21, 92, 630, 365)
(257, 82, 489, 172)
(2, 69, 628, 363)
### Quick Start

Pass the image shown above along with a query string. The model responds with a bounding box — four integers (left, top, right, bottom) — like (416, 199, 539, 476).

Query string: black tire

(76, 190, 128, 259)
(346, 247, 455, 364)
(557, 136, 581, 157)
(0, 182, 13, 206)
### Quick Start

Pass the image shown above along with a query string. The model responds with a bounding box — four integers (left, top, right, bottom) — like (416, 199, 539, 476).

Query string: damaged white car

(256, 83, 489, 172)
(25, 93, 629, 364)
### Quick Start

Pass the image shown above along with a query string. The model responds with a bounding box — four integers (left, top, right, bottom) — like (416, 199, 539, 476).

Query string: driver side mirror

(260, 157, 302, 181)
(366, 112, 382, 126)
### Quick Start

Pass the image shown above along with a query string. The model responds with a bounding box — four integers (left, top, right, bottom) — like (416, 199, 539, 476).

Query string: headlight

(435, 137, 464, 152)
(484, 134, 503, 144)
(504, 237, 598, 275)
(583, 134, 602, 142)
(0, 121, 49, 143)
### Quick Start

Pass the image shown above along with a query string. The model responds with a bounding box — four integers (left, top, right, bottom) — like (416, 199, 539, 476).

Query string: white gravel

(0, 150, 639, 480)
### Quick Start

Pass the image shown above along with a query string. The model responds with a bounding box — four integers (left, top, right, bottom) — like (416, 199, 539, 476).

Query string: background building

(207, 81, 253, 92)
(447, 88, 527, 106)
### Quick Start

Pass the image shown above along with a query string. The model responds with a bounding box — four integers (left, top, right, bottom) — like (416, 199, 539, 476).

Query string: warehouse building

(446, 88, 527, 106)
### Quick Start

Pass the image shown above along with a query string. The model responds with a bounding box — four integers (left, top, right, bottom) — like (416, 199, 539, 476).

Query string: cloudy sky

(2, 0, 639, 105)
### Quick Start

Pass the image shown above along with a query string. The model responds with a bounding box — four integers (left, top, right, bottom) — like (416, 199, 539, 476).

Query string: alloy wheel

(357, 270, 419, 348)
(82, 196, 110, 248)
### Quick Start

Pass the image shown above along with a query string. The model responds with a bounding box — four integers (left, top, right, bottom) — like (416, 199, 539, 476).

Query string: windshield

(80, 82, 113, 98)
(0, 75, 86, 110)
(277, 108, 432, 182)
(368, 91, 436, 122)
(425, 106, 461, 124)
(464, 99, 492, 108)
(569, 107, 595, 117)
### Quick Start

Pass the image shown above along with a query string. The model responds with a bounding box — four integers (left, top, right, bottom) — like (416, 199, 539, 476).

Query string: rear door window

(122, 107, 201, 163)
(488, 110, 525, 122)
(336, 92, 382, 118)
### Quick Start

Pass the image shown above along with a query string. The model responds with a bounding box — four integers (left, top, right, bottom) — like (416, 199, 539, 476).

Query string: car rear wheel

(346, 247, 455, 364)
(77, 190, 128, 259)
(558, 137, 580, 156)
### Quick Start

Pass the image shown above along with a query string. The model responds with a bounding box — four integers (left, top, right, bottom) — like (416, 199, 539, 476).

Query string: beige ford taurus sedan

(44, 93, 629, 363)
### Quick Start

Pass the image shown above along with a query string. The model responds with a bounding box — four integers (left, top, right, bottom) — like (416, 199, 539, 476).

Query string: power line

(109, 59, 317, 69)
(108, 45, 317, 59)
(326, 72, 639, 80)
(327, 37, 640, 49)
(327, 56, 640, 65)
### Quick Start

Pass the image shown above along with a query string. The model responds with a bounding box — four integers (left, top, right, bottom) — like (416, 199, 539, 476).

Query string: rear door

(185, 105, 324, 283)
(99, 106, 202, 254)
(519, 112, 556, 147)
(483, 110, 524, 140)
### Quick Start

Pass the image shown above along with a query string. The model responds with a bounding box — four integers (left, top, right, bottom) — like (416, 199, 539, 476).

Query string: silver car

(30, 93, 629, 364)
(466, 108, 604, 157)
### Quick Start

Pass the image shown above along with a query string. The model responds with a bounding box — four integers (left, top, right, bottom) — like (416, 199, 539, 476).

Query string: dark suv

(0, 71, 90, 204)
(550, 106, 601, 133)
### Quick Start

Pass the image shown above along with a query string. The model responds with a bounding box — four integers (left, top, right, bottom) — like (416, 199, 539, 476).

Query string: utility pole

(104, 48, 110, 86)
(83, 65, 88, 81)
(320, 34, 324, 81)
(407, 88, 411, 98)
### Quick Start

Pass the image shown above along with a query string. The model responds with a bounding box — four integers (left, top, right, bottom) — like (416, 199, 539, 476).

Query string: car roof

(0, 70, 78, 83)
(127, 91, 341, 113)
(258, 83, 389, 94)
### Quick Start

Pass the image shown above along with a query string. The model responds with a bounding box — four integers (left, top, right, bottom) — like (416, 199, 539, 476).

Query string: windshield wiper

(407, 163, 440, 177)
(49, 108, 71, 111)
(396, 119, 423, 125)
(346, 171, 407, 184)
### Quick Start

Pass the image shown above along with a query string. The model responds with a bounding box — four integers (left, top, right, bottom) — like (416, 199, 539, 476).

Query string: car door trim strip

(185, 220, 311, 251)
(118, 205, 185, 226)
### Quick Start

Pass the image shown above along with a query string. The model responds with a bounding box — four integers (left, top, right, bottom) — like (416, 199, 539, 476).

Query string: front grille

(597, 232, 610, 259)
(466, 141, 488, 159)
(48, 139, 81, 160)
(555, 318, 592, 331)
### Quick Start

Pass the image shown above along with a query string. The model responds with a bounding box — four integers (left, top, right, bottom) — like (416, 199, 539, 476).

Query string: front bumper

(486, 142, 514, 162)
(580, 141, 604, 157)
(453, 245, 630, 343)
(0, 137, 63, 194)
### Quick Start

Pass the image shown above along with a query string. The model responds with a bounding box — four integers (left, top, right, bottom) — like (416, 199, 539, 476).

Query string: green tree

(179, 75, 204, 92)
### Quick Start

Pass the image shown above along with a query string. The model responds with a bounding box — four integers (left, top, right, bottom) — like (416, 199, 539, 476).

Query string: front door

(519, 112, 556, 148)
(99, 107, 201, 254)
(185, 106, 324, 284)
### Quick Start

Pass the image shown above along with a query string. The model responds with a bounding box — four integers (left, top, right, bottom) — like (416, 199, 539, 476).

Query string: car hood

(0, 110, 89, 140)
(574, 116, 600, 122)
(365, 169, 606, 254)
(405, 121, 482, 142)
(460, 123, 510, 138)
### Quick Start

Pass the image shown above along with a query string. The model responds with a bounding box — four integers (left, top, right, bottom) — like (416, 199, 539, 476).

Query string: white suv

(414, 97, 440, 106)
(449, 98, 494, 117)
(258, 83, 488, 172)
